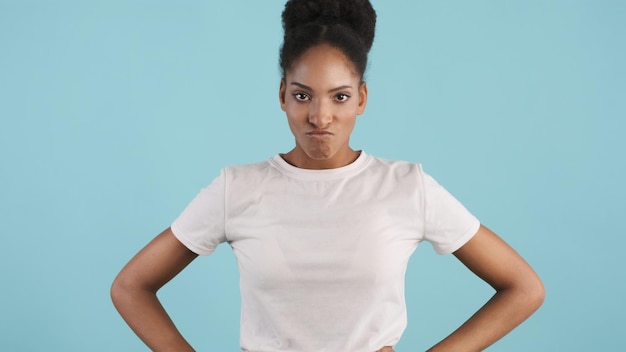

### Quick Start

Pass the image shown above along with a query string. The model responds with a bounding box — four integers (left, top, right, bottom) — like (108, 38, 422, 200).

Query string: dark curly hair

(279, 0, 376, 80)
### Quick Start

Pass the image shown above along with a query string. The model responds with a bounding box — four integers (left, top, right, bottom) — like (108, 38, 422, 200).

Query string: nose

(308, 98, 332, 128)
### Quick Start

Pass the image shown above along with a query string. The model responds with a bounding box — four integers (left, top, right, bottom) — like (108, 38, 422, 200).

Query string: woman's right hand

(110, 227, 198, 351)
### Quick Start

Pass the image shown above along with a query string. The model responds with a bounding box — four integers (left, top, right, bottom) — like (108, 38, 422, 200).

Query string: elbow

(110, 275, 127, 308)
(110, 271, 158, 310)
(110, 273, 137, 309)
(531, 277, 546, 310)
(522, 274, 546, 313)
(499, 273, 546, 314)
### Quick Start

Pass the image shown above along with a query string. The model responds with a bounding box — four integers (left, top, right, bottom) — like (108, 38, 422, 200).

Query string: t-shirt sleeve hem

(434, 219, 481, 255)
(170, 222, 215, 256)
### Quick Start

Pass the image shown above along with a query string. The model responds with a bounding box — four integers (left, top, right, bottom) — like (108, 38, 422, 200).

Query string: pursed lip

(306, 130, 333, 138)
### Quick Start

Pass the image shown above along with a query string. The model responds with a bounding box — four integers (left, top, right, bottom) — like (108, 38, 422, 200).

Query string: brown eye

(294, 93, 310, 101)
(335, 93, 350, 102)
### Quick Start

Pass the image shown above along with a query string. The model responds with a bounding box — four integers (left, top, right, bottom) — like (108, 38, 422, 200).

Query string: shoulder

(365, 153, 424, 176)
(221, 157, 281, 184)
(225, 158, 272, 173)
(356, 154, 431, 194)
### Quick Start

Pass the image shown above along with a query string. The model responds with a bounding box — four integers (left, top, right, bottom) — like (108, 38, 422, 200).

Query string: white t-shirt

(171, 151, 480, 352)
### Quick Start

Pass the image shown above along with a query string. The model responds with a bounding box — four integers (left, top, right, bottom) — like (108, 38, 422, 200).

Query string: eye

(293, 92, 310, 101)
(335, 93, 350, 102)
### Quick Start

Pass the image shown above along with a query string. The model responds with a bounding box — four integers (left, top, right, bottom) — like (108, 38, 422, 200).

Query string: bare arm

(111, 227, 199, 352)
(427, 225, 545, 351)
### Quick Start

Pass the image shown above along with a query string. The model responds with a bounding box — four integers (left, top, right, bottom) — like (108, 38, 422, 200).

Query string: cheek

(284, 102, 308, 121)
(338, 103, 361, 122)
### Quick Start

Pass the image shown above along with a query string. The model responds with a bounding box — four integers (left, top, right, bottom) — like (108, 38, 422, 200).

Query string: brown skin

(111, 43, 544, 351)
(110, 228, 197, 352)
(279, 44, 367, 170)
(428, 226, 545, 351)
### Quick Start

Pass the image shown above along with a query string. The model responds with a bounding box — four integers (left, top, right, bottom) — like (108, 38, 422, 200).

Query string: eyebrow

(290, 82, 353, 93)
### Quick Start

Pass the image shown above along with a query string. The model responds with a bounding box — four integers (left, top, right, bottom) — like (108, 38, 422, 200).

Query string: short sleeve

(171, 170, 227, 255)
(420, 167, 480, 255)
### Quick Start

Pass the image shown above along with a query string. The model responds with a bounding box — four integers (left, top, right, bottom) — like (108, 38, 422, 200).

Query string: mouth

(306, 131, 333, 139)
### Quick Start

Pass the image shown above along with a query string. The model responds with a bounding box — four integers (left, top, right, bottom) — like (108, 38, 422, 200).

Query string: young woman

(111, 1, 545, 351)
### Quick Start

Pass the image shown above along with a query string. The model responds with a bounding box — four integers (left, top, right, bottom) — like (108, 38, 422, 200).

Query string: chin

(306, 146, 333, 160)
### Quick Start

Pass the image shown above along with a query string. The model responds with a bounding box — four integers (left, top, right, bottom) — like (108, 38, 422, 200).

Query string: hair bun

(282, 0, 376, 51)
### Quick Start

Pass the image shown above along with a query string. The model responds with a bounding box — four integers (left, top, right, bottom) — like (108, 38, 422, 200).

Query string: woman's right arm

(111, 227, 199, 352)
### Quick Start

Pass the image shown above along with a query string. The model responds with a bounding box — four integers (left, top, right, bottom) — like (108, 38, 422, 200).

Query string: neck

(281, 148, 360, 170)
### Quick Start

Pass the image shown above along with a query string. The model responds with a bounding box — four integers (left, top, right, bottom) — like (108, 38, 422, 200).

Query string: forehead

(285, 44, 360, 87)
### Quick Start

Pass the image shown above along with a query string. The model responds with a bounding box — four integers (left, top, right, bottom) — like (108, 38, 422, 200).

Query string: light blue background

(1, 0, 624, 351)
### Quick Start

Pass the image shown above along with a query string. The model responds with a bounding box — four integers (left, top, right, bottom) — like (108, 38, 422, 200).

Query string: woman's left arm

(427, 225, 545, 352)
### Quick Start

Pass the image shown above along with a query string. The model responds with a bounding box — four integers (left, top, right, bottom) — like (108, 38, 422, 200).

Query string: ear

(279, 79, 287, 111)
(357, 81, 368, 115)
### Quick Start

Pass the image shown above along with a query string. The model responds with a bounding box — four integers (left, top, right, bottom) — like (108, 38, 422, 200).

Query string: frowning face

(279, 44, 368, 169)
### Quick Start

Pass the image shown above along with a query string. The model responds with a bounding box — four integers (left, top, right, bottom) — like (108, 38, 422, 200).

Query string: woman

(111, 0, 545, 351)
